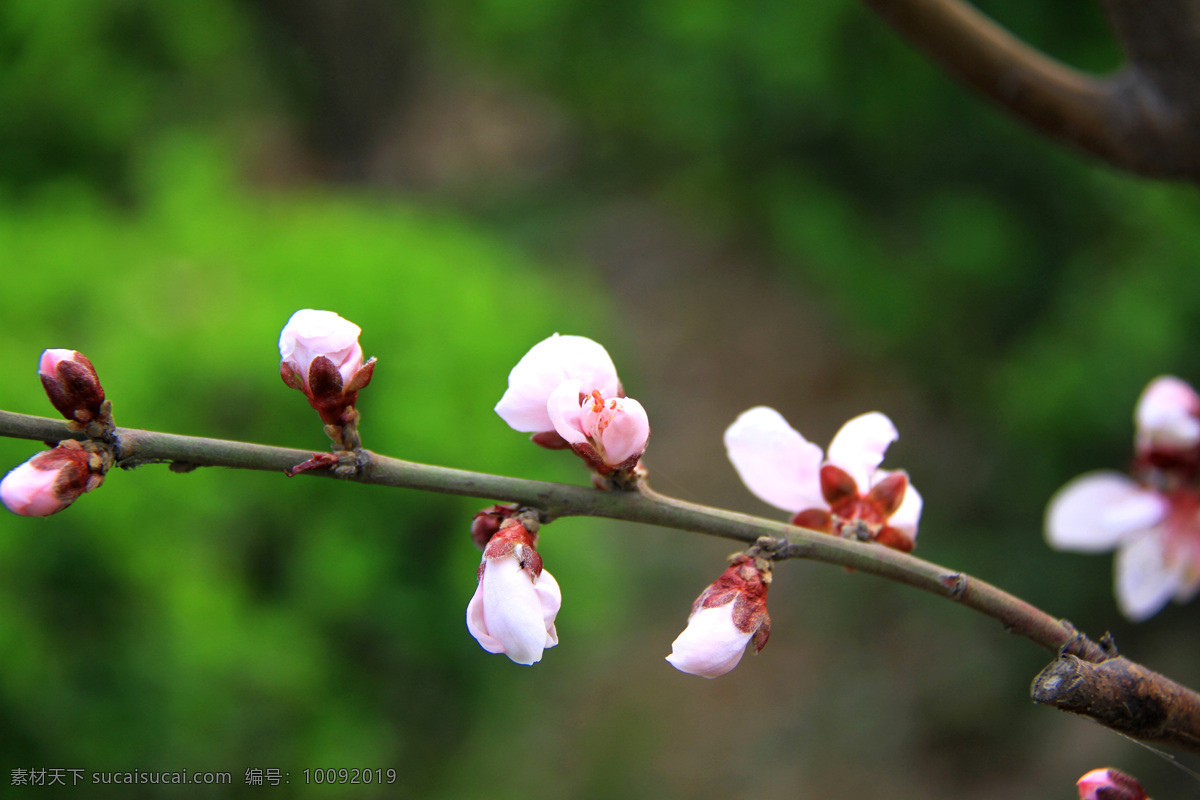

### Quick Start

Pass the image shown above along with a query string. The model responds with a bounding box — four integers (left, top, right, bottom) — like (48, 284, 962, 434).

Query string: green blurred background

(2, 0, 1199, 797)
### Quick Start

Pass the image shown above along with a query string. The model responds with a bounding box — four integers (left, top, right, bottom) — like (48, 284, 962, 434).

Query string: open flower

(1076, 768, 1148, 800)
(724, 406, 922, 552)
(495, 334, 649, 473)
(667, 554, 771, 678)
(1046, 376, 1200, 621)
(279, 309, 375, 426)
(466, 522, 561, 665)
(1, 444, 105, 517)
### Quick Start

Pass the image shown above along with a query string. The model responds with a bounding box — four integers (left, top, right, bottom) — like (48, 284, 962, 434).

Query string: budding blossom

(39, 349, 106, 425)
(1076, 768, 1148, 800)
(666, 554, 771, 678)
(1046, 376, 1200, 621)
(466, 522, 561, 665)
(495, 334, 649, 475)
(1, 444, 105, 517)
(279, 309, 375, 426)
(724, 407, 923, 552)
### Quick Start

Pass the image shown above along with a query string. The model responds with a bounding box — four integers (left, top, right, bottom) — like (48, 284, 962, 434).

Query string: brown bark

(1032, 654, 1200, 756)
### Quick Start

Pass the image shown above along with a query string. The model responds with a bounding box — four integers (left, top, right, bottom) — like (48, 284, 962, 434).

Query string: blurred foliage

(5, 0, 1200, 797)
(0, 136, 630, 796)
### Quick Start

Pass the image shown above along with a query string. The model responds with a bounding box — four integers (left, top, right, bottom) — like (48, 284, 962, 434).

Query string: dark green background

(1, 0, 1198, 796)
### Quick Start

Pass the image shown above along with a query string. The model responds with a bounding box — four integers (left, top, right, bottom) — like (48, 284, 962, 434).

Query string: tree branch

(860, 0, 1200, 181)
(1033, 654, 1200, 754)
(6, 407, 1200, 752)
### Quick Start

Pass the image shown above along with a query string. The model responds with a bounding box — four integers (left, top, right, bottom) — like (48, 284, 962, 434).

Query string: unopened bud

(1076, 768, 1148, 800)
(39, 349, 106, 424)
(279, 309, 375, 426)
(1, 443, 106, 517)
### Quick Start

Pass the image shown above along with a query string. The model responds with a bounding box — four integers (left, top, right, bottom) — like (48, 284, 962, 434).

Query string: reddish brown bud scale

(471, 505, 518, 550)
(820, 464, 858, 506)
(866, 471, 908, 516)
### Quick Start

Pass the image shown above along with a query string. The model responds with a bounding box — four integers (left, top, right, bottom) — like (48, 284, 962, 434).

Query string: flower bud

(466, 523, 560, 665)
(1, 444, 105, 517)
(279, 310, 375, 425)
(39, 349, 106, 424)
(470, 504, 518, 550)
(667, 554, 771, 678)
(1076, 768, 1148, 800)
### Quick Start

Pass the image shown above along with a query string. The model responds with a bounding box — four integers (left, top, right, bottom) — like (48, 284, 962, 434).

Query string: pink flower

(667, 554, 771, 678)
(495, 334, 649, 472)
(1, 445, 102, 517)
(1046, 376, 1200, 621)
(466, 523, 561, 665)
(724, 406, 922, 552)
(279, 310, 375, 425)
(38, 348, 106, 424)
(1076, 768, 1147, 800)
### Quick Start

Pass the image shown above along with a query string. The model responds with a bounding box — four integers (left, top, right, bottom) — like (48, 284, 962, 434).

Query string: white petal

(1136, 375, 1200, 451)
(1045, 472, 1168, 553)
(465, 578, 505, 654)
(1115, 530, 1182, 622)
(723, 407, 825, 512)
(494, 334, 620, 433)
(546, 379, 588, 445)
(883, 471, 923, 541)
(666, 602, 754, 679)
(826, 412, 899, 490)
(595, 397, 650, 465)
(480, 557, 552, 665)
(534, 568, 562, 648)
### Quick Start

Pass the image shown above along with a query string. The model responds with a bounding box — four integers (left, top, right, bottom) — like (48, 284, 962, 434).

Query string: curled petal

(1115, 530, 1181, 621)
(666, 602, 754, 679)
(1045, 472, 1168, 553)
(826, 412, 899, 490)
(1136, 375, 1200, 452)
(585, 396, 650, 466)
(467, 557, 560, 665)
(724, 407, 824, 512)
(546, 379, 588, 445)
(494, 334, 620, 433)
(882, 471, 923, 541)
(533, 568, 562, 647)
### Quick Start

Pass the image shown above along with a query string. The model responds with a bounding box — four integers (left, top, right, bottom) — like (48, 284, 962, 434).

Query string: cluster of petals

(666, 554, 771, 678)
(1076, 768, 1147, 800)
(466, 523, 561, 665)
(1046, 376, 1200, 621)
(1, 445, 102, 517)
(279, 309, 375, 425)
(495, 334, 649, 472)
(724, 407, 922, 551)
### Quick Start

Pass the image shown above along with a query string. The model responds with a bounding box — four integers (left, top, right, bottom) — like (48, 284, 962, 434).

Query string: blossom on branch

(1046, 375, 1200, 621)
(1076, 768, 1148, 800)
(466, 522, 561, 665)
(666, 554, 771, 678)
(279, 309, 375, 426)
(1, 443, 106, 517)
(724, 407, 922, 552)
(495, 334, 649, 476)
(39, 348, 106, 426)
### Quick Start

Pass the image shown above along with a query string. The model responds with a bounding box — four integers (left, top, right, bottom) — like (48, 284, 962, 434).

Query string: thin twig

(6, 407, 1200, 752)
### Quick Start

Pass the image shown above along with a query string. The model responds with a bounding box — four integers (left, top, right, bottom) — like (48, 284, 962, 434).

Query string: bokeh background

(2, 0, 1199, 797)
